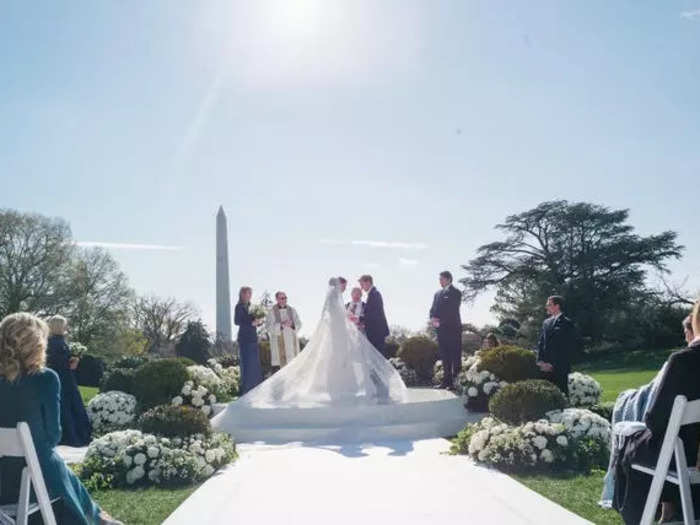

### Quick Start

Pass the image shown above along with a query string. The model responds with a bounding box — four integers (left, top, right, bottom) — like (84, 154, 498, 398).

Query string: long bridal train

(212, 278, 472, 443)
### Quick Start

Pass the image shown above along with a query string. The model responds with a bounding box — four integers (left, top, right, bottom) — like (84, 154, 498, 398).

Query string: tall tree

(461, 201, 683, 344)
(0, 209, 74, 317)
(176, 320, 212, 364)
(133, 295, 198, 353)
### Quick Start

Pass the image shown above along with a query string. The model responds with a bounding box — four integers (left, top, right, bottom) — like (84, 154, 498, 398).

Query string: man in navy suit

(430, 271, 463, 389)
(359, 275, 390, 357)
(536, 295, 577, 395)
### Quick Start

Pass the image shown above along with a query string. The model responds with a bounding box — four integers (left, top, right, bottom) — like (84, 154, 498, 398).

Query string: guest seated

(482, 332, 501, 349)
(600, 315, 694, 508)
(46, 315, 92, 446)
(613, 303, 700, 523)
(0, 313, 121, 525)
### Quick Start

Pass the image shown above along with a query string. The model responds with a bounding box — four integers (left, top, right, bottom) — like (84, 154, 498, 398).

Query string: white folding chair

(0, 422, 58, 525)
(634, 395, 700, 525)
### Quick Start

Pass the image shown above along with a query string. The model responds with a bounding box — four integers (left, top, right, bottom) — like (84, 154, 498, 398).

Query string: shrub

(489, 380, 567, 425)
(138, 405, 211, 438)
(568, 372, 602, 407)
(81, 430, 236, 488)
(114, 355, 149, 370)
(100, 368, 136, 395)
(389, 357, 420, 386)
(87, 391, 137, 435)
(175, 321, 212, 364)
(459, 353, 505, 412)
(397, 336, 439, 380)
(589, 402, 614, 421)
(477, 345, 539, 383)
(76, 354, 106, 387)
(258, 340, 272, 377)
(383, 337, 400, 359)
(172, 380, 217, 417)
(173, 357, 196, 367)
(133, 359, 190, 411)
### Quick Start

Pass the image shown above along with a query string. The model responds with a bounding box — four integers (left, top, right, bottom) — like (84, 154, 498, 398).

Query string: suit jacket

(644, 340, 700, 464)
(429, 285, 462, 330)
(536, 314, 577, 376)
(364, 287, 389, 342)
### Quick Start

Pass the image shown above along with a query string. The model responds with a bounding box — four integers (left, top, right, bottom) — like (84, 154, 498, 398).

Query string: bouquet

(68, 341, 88, 359)
(248, 303, 267, 321)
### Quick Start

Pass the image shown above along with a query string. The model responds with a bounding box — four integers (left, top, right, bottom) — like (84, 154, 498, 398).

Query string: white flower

(201, 405, 211, 416)
(205, 450, 216, 463)
(208, 394, 216, 404)
(467, 387, 478, 397)
(532, 436, 548, 450)
(122, 455, 133, 468)
(147, 446, 160, 459)
(540, 449, 554, 463)
(556, 435, 568, 447)
(172, 396, 183, 407)
(134, 453, 147, 466)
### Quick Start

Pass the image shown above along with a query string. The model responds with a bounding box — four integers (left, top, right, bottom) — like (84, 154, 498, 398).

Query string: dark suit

(430, 284, 462, 386)
(536, 314, 577, 395)
(364, 287, 390, 357)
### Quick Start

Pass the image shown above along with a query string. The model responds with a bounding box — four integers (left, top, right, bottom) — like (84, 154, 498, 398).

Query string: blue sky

(2, 1, 699, 336)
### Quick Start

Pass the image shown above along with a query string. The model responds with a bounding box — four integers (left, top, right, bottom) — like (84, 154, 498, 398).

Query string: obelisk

(216, 206, 232, 345)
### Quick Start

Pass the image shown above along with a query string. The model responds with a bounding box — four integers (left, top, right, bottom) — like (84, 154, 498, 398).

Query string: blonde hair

(0, 313, 49, 382)
(47, 315, 68, 336)
(692, 301, 700, 341)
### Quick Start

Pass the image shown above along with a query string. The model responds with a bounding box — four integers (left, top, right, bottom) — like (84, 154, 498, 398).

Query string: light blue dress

(0, 368, 101, 524)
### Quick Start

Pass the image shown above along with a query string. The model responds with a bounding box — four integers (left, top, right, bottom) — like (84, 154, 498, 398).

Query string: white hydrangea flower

(540, 449, 554, 463)
(172, 396, 183, 407)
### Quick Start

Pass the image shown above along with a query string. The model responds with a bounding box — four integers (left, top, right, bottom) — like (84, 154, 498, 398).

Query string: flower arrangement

(458, 353, 507, 411)
(80, 429, 236, 489)
(172, 380, 217, 417)
(389, 357, 419, 386)
(206, 359, 240, 398)
(86, 391, 137, 436)
(68, 341, 88, 359)
(451, 409, 611, 472)
(186, 365, 230, 400)
(567, 372, 602, 408)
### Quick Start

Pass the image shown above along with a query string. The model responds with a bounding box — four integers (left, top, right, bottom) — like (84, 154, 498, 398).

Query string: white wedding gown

(231, 278, 407, 409)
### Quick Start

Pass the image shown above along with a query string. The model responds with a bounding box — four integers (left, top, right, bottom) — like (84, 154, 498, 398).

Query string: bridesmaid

(46, 315, 92, 446)
(235, 287, 263, 395)
(0, 312, 121, 525)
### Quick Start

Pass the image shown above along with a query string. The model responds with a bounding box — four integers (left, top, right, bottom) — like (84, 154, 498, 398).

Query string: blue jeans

(239, 340, 263, 395)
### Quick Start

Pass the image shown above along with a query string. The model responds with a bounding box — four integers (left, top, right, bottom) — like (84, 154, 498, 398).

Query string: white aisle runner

(164, 438, 590, 525)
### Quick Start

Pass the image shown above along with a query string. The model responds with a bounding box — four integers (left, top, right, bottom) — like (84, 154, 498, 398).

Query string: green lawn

(513, 348, 677, 524)
(79, 385, 98, 404)
(91, 485, 201, 525)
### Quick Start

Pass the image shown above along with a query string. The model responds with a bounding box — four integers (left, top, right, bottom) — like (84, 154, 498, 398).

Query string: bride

(220, 277, 407, 410)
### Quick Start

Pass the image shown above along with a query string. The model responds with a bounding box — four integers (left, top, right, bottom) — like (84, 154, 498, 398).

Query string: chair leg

(674, 440, 696, 525)
(16, 467, 30, 525)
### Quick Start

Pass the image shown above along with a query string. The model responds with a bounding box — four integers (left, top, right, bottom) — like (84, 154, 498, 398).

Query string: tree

(61, 247, 134, 348)
(0, 209, 74, 317)
(461, 201, 683, 345)
(175, 320, 212, 364)
(133, 295, 198, 354)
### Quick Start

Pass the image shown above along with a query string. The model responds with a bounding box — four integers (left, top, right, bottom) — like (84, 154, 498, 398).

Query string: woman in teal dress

(0, 313, 121, 525)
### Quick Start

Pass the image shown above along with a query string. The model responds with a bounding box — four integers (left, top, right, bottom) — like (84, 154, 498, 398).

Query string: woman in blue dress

(0, 313, 121, 525)
(235, 287, 263, 395)
(46, 315, 92, 446)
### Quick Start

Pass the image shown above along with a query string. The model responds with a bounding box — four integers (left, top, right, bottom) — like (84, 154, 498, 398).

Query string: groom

(359, 275, 390, 358)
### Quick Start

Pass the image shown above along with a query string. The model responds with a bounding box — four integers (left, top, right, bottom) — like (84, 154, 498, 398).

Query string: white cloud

(399, 258, 419, 266)
(76, 242, 184, 251)
(320, 239, 428, 250)
(681, 9, 700, 20)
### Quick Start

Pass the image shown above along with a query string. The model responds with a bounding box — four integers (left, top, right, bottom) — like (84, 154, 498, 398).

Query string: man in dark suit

(359, 275, 390, 357)
(536, 295, 577, 395)
(430, 271, 463, 389)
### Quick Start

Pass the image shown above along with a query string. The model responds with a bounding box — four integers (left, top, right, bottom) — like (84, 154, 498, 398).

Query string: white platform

(212, 387, 477, 444)
(164, 438, 591, 525)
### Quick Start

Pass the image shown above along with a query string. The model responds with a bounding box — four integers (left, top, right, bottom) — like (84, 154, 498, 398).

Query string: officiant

(265, 291, 302, 368)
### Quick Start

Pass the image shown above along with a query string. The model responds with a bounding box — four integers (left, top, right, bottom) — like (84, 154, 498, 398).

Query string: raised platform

(211, 388, 479, 444)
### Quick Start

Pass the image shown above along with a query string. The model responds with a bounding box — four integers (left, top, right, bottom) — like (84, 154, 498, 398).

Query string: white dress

(228, 278, 407, 408)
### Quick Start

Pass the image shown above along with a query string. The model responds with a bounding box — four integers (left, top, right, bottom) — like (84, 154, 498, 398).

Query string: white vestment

(265, 305, 302, 367)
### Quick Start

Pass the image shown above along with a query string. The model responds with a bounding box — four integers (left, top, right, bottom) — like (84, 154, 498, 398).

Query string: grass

(511, 347, 678, 523)
(79, 385, 98, 404)
(91, 485, 201, 525)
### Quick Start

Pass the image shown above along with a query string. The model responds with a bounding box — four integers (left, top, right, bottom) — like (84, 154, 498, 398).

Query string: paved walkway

(164, 438, 591, 525)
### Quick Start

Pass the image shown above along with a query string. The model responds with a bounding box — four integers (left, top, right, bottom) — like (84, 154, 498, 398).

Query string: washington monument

(216, 206, 232, 344)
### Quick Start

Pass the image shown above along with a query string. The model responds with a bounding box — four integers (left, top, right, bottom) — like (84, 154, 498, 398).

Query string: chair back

(0, 423, 57, 525)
